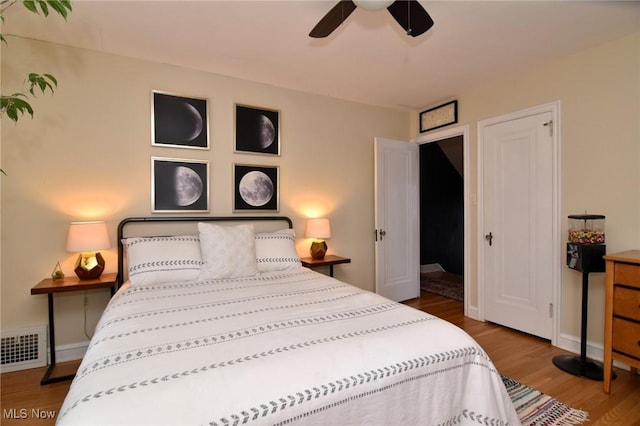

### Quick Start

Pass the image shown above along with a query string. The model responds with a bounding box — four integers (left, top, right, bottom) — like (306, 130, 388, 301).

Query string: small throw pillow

(255, 228, 301, 272)
(198, 223, 258, 279)
(122, 235, 202, 286)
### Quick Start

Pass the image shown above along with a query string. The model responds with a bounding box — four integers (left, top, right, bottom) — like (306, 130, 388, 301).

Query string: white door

(480, 109, 557, 340)
(374, 137, 419, 302)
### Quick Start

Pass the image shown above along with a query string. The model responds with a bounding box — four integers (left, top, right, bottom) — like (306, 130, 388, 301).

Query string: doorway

(416, 126, 471, 317)
(419, 137, 464, 301)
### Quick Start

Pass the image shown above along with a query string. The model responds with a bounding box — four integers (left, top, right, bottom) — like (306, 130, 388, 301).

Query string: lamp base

(310, 241, 328, 260)
(74, 252, 105, 280)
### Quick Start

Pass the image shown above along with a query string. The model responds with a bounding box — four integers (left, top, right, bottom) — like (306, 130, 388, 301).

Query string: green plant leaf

(22, 0, 37, 14)
(1, 95, 35, 122)
(12, 97, 34, 111)
(36, 0, 49, 16)
(27, 73, 57, 95)
(48, 0, 71, 19)
(6, 109, 18, 121)
(43, 73, 58, 85)
(22, 0, 71, 19)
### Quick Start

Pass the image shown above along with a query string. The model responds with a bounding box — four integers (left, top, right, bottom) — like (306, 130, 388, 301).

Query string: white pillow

(255, 228, 301, 272)
(122, 235, 202, 286)
(198, 223, 258, 279)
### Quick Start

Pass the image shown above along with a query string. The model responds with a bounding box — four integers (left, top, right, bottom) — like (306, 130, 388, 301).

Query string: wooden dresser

(603, 250, 640, 393)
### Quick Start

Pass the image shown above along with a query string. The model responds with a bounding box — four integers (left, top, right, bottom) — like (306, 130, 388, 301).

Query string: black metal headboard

(116, 216, 294, 288)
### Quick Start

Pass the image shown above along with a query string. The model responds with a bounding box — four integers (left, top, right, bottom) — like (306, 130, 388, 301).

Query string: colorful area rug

(502, 376, 589, 425)
(420, 272, 464, 302)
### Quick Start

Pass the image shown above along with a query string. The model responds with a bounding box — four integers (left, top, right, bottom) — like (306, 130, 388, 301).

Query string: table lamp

(66, 221, 111, 280)
(305, 218, 331, 260)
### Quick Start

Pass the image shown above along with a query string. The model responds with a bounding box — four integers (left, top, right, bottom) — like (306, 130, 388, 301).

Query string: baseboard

(51, 341, 89, 364)
(557, 332, 603, 360)
(466, 304, 479, 320)
(557, 333, 633, 371)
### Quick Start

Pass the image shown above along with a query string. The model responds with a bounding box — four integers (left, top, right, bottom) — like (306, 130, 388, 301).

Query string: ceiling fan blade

(387, 0, 434, 37)
(309, 0, 357, 38)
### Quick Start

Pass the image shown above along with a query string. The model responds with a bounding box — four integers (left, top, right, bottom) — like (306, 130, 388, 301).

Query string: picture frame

(234, 104, 280, 156)
(419, 100, 458, 133)
(151, 90, 209, 149)
(151, 157, 209, 213)
(233, 164, 279, 212)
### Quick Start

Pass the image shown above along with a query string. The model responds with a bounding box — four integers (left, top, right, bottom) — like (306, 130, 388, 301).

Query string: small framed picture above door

(419, 100, 458, 133)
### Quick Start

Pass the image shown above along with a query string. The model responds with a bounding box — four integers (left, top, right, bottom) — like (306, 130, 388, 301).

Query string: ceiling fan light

(353, 0, 395, 11)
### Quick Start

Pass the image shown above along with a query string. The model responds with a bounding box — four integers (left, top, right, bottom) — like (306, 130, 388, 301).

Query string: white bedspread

(58, 268, 520, 426)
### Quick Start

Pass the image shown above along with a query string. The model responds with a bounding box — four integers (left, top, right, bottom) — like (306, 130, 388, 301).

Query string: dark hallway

(419, 136, 464, 300)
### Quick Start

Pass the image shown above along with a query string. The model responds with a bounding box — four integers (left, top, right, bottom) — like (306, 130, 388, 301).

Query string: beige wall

(412, 32, 640, 348)
(2, 31, 639, 358)
(1, 37, 409, 348)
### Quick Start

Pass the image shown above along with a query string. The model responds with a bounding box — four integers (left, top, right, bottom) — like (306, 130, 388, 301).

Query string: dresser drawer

(615, 263, 640, 289)
(612, 318, 640, 360)
(613, 286, 640, 321)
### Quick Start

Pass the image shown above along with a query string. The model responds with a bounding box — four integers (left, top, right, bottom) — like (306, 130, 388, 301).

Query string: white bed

(57, 216, 520, 426)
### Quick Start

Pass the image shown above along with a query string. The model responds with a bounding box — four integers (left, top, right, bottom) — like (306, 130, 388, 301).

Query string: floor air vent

(1, 326, 47, 373)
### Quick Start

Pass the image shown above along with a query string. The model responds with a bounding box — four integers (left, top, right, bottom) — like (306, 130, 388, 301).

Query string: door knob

(485, 232, 493, 246)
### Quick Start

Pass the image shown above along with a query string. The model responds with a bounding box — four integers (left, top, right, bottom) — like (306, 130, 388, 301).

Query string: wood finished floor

(1, 290, 639, 425)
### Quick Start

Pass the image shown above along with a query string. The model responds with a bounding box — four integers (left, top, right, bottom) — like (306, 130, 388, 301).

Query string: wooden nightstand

(300, 255, 351, 277)
(603, 250, 640, 394)
(31, 272, 117, 385)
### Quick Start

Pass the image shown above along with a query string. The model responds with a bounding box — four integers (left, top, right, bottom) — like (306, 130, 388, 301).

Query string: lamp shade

(305, 218, 331, 240)
(66, 221, 111, 252)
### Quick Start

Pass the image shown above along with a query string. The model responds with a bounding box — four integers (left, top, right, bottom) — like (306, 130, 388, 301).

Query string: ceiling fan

(309, 0, 434, 38)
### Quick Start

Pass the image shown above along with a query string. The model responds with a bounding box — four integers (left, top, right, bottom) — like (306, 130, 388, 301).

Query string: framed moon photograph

(234, 104, 280, 156)
(233, 164, 279, 212)
(151, 157, 209, 213)
(152, 91, 209, 149)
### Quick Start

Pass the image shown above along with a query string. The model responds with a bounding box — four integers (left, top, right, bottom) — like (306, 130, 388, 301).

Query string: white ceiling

(5, 1, 640, 110)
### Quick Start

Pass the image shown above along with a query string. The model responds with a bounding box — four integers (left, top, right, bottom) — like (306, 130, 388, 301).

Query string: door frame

(414, 125, 472, 318)
(477, 101, 561, 346)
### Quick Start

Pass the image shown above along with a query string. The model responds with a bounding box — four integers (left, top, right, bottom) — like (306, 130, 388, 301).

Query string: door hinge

(549, 302, 553, 318)
(543, 120, 553, 136)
